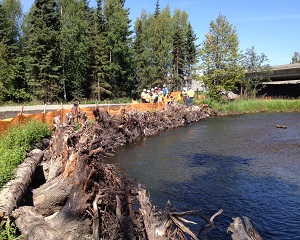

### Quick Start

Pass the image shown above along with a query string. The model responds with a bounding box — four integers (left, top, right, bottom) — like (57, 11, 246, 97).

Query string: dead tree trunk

(228, 216, 263, 240)
(0, 149, 44, 215)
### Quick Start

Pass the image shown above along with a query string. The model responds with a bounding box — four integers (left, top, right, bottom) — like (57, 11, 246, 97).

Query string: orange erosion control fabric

(0, 99, 176, 135)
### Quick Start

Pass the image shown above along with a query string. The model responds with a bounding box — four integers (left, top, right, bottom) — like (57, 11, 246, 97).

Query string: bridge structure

(261, 63, 300, 98)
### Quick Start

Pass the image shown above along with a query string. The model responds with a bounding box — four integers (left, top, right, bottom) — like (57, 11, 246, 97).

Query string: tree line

(0, 0, 274, 104)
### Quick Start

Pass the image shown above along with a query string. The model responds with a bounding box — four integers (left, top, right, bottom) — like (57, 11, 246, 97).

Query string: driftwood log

(228, 216, 263, 240)
(0, 149, 44, 216)
(0, 103, 262, 239)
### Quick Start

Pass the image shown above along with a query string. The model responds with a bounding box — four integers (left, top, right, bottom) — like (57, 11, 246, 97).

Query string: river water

(107, 112, 300, 239)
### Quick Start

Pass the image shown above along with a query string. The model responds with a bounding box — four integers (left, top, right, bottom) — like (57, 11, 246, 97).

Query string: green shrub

(0, 219, 23, 240)
(0, 120, 50, 189)
(200, 99, 300, 114)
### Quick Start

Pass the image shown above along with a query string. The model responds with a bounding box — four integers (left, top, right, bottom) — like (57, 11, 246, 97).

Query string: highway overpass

(260, 63, 300, 98)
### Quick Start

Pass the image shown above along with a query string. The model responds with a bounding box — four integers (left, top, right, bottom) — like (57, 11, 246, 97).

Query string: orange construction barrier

(0, 102, 169, 135)
(171, 91, 182, 101)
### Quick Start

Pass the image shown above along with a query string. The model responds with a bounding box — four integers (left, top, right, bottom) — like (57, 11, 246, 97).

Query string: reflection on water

(107, 112, 300, 239)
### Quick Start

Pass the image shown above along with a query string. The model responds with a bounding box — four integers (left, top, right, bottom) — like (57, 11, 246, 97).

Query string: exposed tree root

(0, 103, 262, 239)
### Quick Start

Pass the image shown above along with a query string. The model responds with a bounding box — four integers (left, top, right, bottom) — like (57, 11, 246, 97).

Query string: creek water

(107, 112, 300, 239)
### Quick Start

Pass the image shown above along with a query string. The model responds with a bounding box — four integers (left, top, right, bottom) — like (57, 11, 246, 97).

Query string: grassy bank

(0, 120, 50, 189)
(201, 99, 300, 115)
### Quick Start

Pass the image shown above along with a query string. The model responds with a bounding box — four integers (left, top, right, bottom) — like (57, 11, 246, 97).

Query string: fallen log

(0, 149, 44, 216)
(12, 206, 61, 240)
(137, 185, 223, 239)
(227, 216, 262, 240)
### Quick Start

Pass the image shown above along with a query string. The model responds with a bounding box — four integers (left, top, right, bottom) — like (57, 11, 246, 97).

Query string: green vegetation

(201, 99, 300, 115)
(0, 0, 199, 104)
(0, 218, 23, 240)
(291, 51, 300, 64)
(0, 0, 298, 108)
(0, 120, 50, 188)
(200, 14, 244, 101)
(242, 46, 272, 98)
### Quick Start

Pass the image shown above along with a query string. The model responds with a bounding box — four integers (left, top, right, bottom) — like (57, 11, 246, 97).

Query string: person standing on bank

(162, 84, 168, 97)
(187, 87, 195, 106)
(145, 89, 151, 103)
(141, 89, 147, 103)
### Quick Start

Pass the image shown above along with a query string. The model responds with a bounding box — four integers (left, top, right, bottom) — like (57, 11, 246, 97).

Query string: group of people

(141, 84, 196, 106)
(140, 84, 169, 103)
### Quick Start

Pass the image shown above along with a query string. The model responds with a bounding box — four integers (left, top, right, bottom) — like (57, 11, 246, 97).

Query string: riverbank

(1, 99, 296, 239)
(206, 99, 300, 115)
(1, 103, 218, 239)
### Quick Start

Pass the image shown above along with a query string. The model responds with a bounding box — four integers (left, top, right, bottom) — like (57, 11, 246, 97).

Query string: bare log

(137, 185, 221, 240)
(12, 206, 60, 240)
(32, 176, 74, 215)
(0, 149, 44, 216)
(227, 216, 262, 240)
(137, 186, 164, 240)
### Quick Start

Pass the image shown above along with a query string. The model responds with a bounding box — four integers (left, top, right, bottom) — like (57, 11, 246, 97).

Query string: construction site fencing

(0, 101, 176, 136)
(0, 92, 185, 135)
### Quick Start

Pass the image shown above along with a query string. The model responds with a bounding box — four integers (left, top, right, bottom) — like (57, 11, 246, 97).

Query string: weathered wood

(32, 176, 73, 215)
(0, 149, 44, 215)
(137, 186, 222, 240)
(137, 187, 163, 240)
(227, 216, 262, 240)
(12, 206, 60, 240)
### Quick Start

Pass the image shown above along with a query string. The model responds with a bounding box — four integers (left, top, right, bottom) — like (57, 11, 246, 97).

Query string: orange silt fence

(171, 91, 182, 101)
(0, 118, 14, 134)
(79, 107, 95, 120)
(0, 102, 167, 135)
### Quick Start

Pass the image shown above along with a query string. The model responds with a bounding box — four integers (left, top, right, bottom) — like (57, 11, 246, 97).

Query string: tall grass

(199, 99, 300, 115)
(0, 120, 50, 189)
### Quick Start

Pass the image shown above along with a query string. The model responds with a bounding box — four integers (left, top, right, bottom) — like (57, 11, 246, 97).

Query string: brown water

(108, 112, 300, 239)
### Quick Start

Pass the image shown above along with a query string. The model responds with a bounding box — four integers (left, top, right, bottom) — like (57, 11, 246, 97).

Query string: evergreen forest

(0, 0, 199, 104)
(1, 0, 275, 104)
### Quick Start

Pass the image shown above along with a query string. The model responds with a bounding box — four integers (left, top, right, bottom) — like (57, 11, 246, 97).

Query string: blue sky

(20, 0, 300, 66)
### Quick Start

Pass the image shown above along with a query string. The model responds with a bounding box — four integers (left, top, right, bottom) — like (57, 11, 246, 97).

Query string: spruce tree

(90, 0, 111, 100)
(25, 0, 61, 103)
(134, 11, 157, 91)
(58, 0, 92, 101)
(185, 23, 198, 84)
(172, 9, 188, 89)
(134, 5, 197, 92)
(103, 0, 135, 97)
(151, 6, 172, 86)
(0, 0, 25, 102)
(154, 0, 160, 18)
